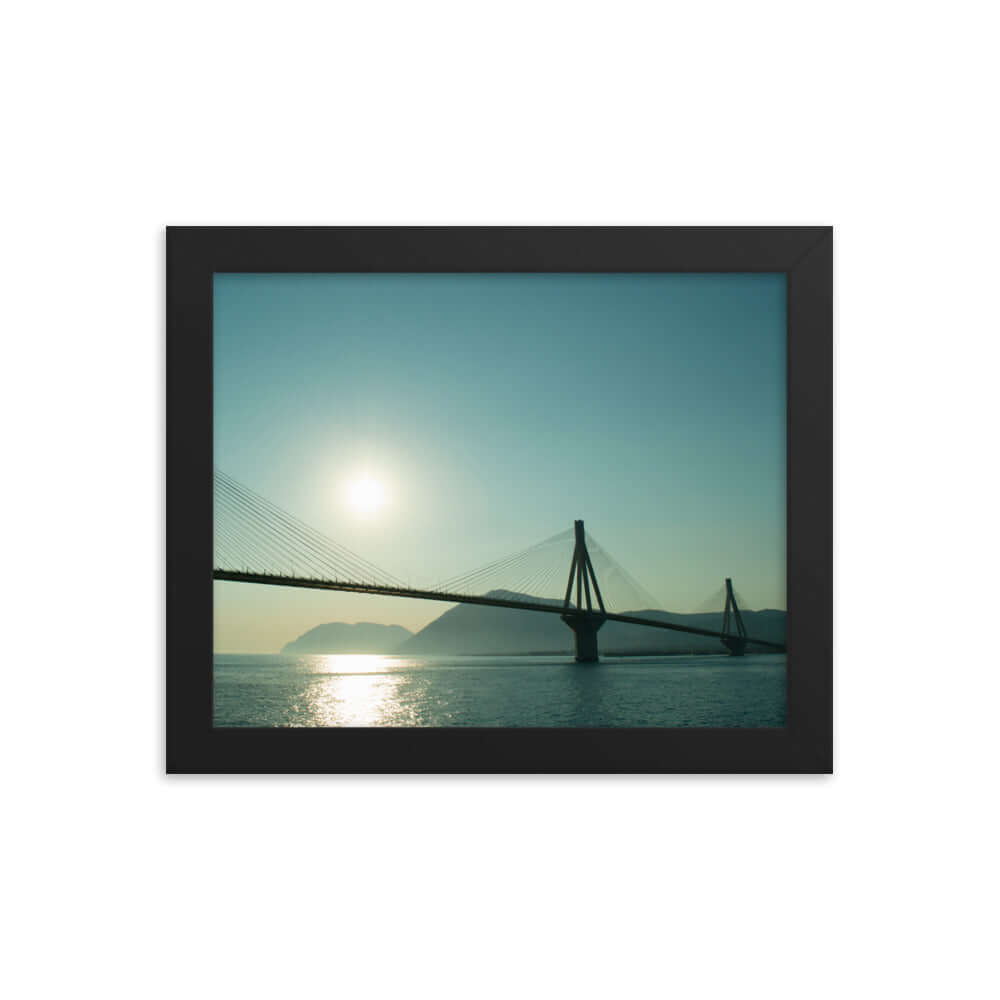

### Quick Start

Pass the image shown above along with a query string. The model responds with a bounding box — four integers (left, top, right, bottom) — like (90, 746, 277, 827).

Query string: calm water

(213, 653, 786, 728)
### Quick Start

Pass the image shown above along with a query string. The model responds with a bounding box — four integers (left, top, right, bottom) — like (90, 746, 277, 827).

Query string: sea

(213, 653, 786, 728)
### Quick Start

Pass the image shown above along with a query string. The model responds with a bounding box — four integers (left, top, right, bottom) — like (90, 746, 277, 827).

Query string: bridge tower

(560, 520, 607, 663)
(721, 577, 747, 656)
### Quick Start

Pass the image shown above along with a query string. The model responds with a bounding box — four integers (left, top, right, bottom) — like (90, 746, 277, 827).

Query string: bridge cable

(215, 476, 347, 580)
(432, 532, 568, 593)
(432, 528, 572, 595)
(216, 471, 387, 582)
(217, 469, 404, 584)
(214, 469, 407, 587)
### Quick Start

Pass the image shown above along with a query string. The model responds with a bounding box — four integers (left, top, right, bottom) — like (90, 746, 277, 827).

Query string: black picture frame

(167, 226, 832, 774)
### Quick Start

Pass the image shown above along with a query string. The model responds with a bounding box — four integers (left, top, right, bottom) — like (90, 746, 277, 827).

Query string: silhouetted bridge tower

(721, 577, 747, 657)
(557, 524, 759, 662)
(561, 520, 607, 662)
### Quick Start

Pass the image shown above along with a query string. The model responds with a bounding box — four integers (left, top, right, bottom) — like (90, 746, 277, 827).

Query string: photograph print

(213, 271, 787, 728)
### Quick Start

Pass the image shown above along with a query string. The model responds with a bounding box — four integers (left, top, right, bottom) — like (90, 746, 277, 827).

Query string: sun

(348, 476, 386, 516)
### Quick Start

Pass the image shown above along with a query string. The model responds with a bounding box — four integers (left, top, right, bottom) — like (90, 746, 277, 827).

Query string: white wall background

(3, 2, 997, 997)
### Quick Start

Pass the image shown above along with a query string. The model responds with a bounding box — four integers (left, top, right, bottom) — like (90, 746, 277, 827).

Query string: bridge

(213, 469, 786, 662)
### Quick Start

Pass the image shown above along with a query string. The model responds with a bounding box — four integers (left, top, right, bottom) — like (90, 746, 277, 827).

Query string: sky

(214, 273, 786, 652)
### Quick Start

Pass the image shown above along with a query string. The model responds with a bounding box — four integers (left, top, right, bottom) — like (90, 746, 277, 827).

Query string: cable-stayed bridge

(213, 469, 785, 661)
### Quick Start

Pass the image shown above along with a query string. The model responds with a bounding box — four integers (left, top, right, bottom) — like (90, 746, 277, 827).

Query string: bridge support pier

(561, 612, 606, 663)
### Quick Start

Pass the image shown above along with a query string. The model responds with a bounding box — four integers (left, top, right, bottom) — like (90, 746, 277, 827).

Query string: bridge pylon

(560, 520, 606, 663)
(721, 577, 747, 656)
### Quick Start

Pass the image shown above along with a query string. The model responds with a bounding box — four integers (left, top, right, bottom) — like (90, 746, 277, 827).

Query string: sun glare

(348, 476, 386, 516)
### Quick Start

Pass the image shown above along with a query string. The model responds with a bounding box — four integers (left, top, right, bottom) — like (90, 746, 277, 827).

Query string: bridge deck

(213, 570, 786, 652)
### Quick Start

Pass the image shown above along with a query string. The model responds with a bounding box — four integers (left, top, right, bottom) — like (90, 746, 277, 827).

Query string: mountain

(397, 592, 570, 656)
(598, 608, 786, 654)
(281, 621, 412, 654)
(396, 590, 786, 656)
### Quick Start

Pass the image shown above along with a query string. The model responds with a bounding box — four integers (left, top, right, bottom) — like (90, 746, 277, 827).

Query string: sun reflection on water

(300, 654, 415, 726)
(309, 654, 397, 675)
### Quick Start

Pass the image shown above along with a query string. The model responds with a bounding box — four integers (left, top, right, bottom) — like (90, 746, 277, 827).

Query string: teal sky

(214, 273, 785, 652)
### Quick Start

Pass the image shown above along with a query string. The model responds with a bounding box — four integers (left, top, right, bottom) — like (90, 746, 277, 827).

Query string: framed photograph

(167, 227, 831, 773)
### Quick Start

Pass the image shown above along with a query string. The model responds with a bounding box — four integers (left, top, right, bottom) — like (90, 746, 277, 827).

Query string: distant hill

(397, 592, 571, 656)
(282, 594, 787, 657)
(282, 621, 412, 654)
(397, 590, 786, 656)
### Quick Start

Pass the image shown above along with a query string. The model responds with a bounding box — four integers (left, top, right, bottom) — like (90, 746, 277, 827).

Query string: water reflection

(213, 653, 787, 728)
(299, 654, 412, 726)
(308, 654, 398, 675)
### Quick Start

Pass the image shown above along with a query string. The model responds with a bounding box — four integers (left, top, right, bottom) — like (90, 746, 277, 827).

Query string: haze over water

(214, 653, 787, 728)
